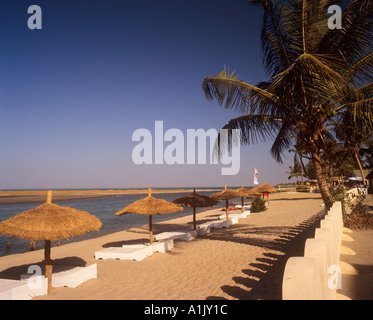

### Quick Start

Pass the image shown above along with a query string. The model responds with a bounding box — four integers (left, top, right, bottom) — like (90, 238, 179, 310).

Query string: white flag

(253, 168, 259, 185)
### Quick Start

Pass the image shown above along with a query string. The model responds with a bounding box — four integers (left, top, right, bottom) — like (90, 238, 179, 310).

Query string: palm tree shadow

(206, 210, 325, 300)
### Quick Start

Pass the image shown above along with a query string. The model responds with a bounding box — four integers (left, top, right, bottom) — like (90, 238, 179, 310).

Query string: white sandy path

(0, 192, 325, 300)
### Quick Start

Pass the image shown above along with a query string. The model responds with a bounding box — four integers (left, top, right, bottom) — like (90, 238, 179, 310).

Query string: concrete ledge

(49, 263, 97, 288)
(304, 238, 329, 300)
(151, 239, 174, 253)
(155, 230, 197, 242)
(282, 257, 322, 300)
(95, 244, 153, 261)
(282, 201, 344, 300)
(218, 211, 250, 220)
(0, 278, 48, 300)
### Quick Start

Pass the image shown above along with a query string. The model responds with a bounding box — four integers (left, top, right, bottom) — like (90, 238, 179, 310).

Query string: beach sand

(0, 192, 326, 300)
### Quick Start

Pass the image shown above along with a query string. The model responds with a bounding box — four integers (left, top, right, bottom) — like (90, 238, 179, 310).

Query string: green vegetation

(250, 196, 267, 213)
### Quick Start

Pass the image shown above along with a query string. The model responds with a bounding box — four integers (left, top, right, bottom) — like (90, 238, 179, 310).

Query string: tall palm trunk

(311, 152, 334, 209)
(354, 150, 367, 186)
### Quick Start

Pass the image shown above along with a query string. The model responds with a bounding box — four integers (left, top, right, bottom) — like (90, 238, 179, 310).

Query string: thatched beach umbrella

(258, 182, 277, 203)
(0, 190, 102, 293)
(172, 189, 219, 230)
(234, 185, 254, 213)
(211, 185, 238, 221)
(115, 188, 183, 244)
(246, 188, 262, 197)
(259, 182, 277, 193)
(250, 185, 261, 194)
(234, 185, 262, 212)
(245, 187, 262, 210)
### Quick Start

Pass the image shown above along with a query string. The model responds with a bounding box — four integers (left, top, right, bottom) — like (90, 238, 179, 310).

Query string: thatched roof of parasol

(0, 202, 102, 241)
(211, 185, 239, 200)
(259, 182, 278, 193)
(245, 188, 262, 196)
(233, 184, 261, 197)
(115, 188, 183, 216)
(172, 189, 219, 208)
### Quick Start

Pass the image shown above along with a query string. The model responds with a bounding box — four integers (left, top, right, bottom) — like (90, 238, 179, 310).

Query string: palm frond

(270, 123, 296, 163)
(320, 0, 373, 66)
(268, 53, 346, 110)
(347, 52, 373, 84)
(202, 68, 280, 115)
(211, 114, 284, 161)
(250, 0, 303, 75)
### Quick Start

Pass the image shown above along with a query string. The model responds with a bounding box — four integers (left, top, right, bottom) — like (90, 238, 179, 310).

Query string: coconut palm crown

(202, 0, 373, 208)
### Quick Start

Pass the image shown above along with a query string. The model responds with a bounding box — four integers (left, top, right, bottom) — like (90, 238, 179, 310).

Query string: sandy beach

(0, 191, 329, 300)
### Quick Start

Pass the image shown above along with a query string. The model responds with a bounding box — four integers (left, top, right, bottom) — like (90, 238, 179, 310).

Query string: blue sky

(0, 0, 295, 189)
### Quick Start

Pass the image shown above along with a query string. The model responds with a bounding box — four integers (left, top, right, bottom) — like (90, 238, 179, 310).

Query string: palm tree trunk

(354, 151, 367, 186)
(225, 199, 229, 221)
(312, 152, 334, 209)
(300, 155, 305, 185)
(44, 240, 53, 294)
(193, 207, 197, 230)
(149, 215, 153, 245)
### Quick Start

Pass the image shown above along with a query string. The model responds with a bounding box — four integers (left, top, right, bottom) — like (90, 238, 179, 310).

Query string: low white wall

(346, 188, 359, 200)
(282, 201, 343, 300)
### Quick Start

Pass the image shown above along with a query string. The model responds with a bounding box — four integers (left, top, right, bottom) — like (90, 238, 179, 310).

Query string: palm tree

(336, 111, 373, 185)
(320, 139, 355, 184)
(202, 0, 373, 209)
(289, 142, 309, 184)
(320, 139, 344, 179)
(286, 165, 302, 184)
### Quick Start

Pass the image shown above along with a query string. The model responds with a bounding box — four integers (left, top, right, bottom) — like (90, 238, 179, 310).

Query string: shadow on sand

(205, 210, 325, 300)
(0, 256, 87, 280)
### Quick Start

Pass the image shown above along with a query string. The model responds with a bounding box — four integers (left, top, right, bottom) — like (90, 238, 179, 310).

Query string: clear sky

(0, 0, 295, 189)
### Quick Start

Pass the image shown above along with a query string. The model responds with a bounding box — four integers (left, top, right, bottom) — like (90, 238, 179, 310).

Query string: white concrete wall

(282, 201, 344, 300)
(346, 188, 359, 200)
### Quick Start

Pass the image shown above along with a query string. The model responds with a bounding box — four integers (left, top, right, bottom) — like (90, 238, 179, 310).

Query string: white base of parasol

(0, 278, 47, 300)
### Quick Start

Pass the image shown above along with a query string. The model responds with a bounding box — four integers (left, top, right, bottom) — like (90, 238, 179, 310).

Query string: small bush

(349, 194, 368, 216)
(296, 185, 310, 192)
(330, 185, 350, 217)
(250, 196, 267, 213)
(330, 186, 346, 202)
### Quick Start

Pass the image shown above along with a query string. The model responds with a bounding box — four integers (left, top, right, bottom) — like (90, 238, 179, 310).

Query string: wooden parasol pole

(44, 240, 53, 294)
(44, 190, 53, 293)
(193, 207, 197, 230)
(240, 184, 244, 213)
(192, 189, 197, 230)
(46, 190, 52, 204)
(149, 215, 153, 245)
(148, 188, 154, 244)
(225, 199, 229, 221)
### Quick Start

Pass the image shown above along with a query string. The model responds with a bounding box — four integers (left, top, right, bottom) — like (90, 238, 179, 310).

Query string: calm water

(0, 191, 220, 257)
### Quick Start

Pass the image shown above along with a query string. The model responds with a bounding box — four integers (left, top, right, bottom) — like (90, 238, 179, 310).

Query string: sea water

(0, 191, 219, 257)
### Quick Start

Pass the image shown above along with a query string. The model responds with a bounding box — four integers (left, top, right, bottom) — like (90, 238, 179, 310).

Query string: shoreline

(0, 192, 328, 300)
(0, 189, 220, 205)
